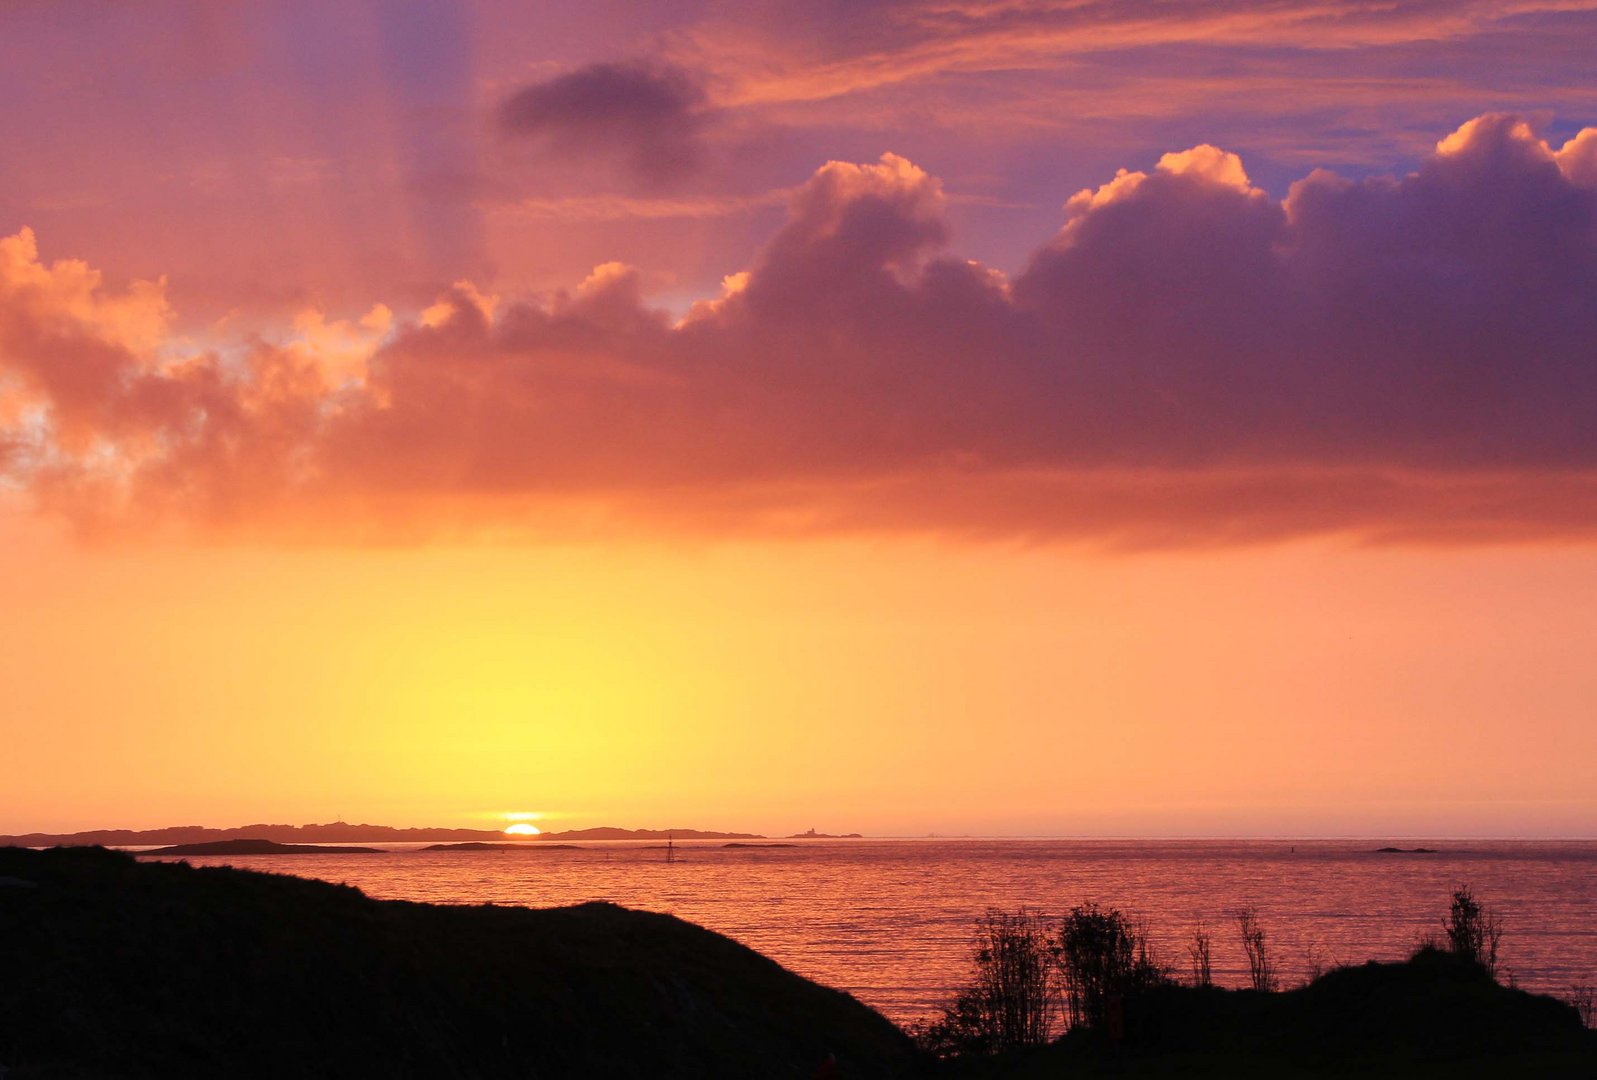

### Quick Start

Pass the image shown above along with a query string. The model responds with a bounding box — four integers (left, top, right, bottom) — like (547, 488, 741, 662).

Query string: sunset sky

(4, 1, 1597, 837)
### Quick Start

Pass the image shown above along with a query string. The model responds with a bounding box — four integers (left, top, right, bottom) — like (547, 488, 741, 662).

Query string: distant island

(0, 821, 773, 847)
(788, 828, 864, 839)
(538, 827, 765, 841)
(140, 839, 382, 857)
(1374, 846, 1441, 854)
(420, 842, 584, 851)
(0, 822, 514, 847)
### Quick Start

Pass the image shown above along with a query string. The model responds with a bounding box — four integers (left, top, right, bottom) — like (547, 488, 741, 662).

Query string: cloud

(498, 61, 713, 186)
(5, 114, 1597, 547)
(684, 0, 1597, 112)
(494, 189, 791, 223)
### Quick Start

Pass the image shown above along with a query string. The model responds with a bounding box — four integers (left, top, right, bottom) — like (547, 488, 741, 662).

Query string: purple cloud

(6, 116, 1597, 546)
(498, 61, 712, 186)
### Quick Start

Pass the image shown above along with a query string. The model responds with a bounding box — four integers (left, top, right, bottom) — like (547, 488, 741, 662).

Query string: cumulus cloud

(498, 61, 713, 186)
(5, 114, 1597, 546)
(1558, 128, 1597, 187)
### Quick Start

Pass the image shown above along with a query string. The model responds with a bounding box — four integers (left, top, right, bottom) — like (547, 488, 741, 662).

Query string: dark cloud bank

(4, 114, 1597, 546)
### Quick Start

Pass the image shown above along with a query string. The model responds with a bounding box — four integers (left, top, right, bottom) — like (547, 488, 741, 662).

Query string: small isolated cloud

(498, 61, 712, 186)
(6, 113, 1597, 547)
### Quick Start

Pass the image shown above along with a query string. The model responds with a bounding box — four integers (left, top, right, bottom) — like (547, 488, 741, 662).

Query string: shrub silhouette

(912, 908, 1056, 1057)
(1236, 907, 1278, 991)
(1445, 886, 1503, 977)
(1188, 920, 1213, 988)
(1057, 903, 1168, 1031)
(1570, 983, 1595, 1029)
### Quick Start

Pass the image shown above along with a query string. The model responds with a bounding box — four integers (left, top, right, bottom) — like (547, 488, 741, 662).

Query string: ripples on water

(148, 839, 1597, 1025)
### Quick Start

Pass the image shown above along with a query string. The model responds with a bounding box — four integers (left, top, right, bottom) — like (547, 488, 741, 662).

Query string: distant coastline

(140, 839, 383, 857)
(0, 821, 801, 847)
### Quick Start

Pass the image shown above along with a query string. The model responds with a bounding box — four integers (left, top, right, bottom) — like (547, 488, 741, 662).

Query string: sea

(138, 839, 1597, 1026)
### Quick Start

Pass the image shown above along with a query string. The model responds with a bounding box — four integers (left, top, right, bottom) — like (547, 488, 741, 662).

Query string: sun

(503, 822, 541, 837)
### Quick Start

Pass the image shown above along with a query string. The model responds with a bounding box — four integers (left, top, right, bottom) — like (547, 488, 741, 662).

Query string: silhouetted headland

(0, 845, 910, 1078)
(140, 839, 381, 856)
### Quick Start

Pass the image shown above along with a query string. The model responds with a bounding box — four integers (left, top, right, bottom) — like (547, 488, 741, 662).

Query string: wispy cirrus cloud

(655, 0, 1597, 194)
(683, 0, 1597, 107)
(493, 189, 793, 223)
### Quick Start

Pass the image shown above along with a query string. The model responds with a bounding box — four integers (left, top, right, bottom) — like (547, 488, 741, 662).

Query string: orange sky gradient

(5, 501, 1595, 836)
(4, 2, 1597, 838)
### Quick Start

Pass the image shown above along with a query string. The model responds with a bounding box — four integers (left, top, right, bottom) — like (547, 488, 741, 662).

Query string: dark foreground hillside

(0, 846, 912, 1078)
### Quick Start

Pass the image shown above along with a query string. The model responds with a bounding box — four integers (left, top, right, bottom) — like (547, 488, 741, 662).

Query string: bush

(1188, 920, 1213, 988)
(1057, 903, 1168, 1031)
(1570, 984, 1594, 1029)
(1445, 886, 1503, 978)
(1236, 907, 1278, 992)
(912, 908, 1057, 1058)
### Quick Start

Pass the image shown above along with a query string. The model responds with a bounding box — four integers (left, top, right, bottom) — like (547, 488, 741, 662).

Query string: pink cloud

(4, 114, 1597, 546)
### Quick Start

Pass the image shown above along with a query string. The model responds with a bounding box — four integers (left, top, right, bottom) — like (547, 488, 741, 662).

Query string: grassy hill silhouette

(0, 846, 910, 1078)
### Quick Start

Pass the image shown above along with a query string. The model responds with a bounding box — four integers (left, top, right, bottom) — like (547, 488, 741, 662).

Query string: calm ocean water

(141, 839, 1597, 1025)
